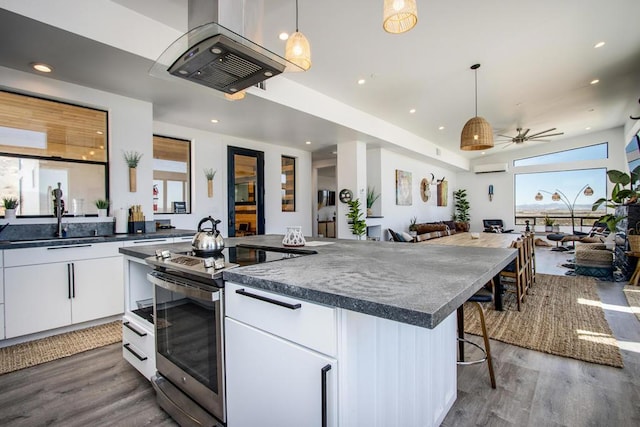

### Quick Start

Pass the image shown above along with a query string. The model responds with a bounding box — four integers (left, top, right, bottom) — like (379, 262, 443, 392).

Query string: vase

(282, 226, 306, 247)
(367, 208, 373, 216)
(4, 208, 15, 219)
(129, 167, 137, 192)
(98, 208, 107, 217)
(207, 179, 213, 198)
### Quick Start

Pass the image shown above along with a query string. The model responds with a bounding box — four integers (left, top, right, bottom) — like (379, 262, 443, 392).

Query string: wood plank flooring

(0, 244, 638, 426)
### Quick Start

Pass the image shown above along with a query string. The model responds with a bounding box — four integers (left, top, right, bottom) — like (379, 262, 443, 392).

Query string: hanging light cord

(295, 0, 299, 32)
(474, 68, 478, 117)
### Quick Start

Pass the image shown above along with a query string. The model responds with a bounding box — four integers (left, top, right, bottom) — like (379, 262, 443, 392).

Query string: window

(153, 135, 191, 214)
(513, 143, 608, 167)
(514, 168, 606, 227)
(0, 90, 108, 217)
(281, 156, 296, 212)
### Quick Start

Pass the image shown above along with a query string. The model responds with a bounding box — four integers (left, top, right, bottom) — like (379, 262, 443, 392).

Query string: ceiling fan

(496, 127, 564, 148)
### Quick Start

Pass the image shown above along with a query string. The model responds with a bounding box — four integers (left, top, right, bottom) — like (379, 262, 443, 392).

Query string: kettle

(192, 216, 225, 252)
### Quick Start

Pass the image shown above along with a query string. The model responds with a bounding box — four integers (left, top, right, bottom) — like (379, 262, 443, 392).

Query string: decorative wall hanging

(204, 168, 216, 198)
(123, 151, 142, 192)
(489, 184, 494, 201)
(437, 177, 448, 206)
(339, 188, 353, 203)
(420, 173, 434, 203)
(396, 169, 412, 205)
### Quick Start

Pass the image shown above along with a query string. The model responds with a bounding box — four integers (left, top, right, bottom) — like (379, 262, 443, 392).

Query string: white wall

(457, 127, 628, 233)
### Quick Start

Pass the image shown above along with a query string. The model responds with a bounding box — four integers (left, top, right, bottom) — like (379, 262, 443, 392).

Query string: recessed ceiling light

(409, 108, 416, 114)
(590, 79, 600, 85)
(594, 41, 605, 48)
(357, 79, 366, 85)
(279, 32, 289, 41)
(481, 152, 486, 155)
(331, 151, 337, 155)
(305, 141, 311, 145)
(96, 131, 103, 135)
(211, 119, 219, 123)
(31, 62, 53, 73)
(99, 145, 104, 149)
(585, 126, 592, 130)
(89, 150, 95, 155)
(438, 126, 445, 130)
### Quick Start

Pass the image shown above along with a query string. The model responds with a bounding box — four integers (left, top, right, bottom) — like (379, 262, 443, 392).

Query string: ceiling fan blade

(497, 134, 515, 139)
(528, 132, 564, 139)
(527, 128, 557, 138)
(501, 142, 514, 149)
(530, 139, 551, 142)
(520, 128, 531, 138)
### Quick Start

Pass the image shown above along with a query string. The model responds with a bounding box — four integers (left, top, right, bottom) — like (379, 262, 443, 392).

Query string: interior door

(227, 147, 264, 237)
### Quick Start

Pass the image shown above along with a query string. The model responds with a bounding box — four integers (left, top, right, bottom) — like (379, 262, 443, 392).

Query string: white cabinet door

(225, 318, 337, 427)
(4, 263, 72, 338)
(72, 256, 124, 324)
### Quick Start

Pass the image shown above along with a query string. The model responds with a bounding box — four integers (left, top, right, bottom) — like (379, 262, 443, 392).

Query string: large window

(515, 169, 606, 228)
(513, 143, 608, 167)
(0, 91, 108, 217)
(153, 135, 191, 214)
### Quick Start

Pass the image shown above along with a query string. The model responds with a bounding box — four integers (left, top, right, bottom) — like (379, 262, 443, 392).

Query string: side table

(626, 251, 640, 285)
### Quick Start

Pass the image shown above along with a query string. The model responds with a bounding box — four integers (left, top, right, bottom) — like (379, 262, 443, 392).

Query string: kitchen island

(121, 234, 515, 427)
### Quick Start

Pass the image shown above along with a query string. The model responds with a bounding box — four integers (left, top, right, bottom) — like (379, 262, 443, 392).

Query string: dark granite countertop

(0, 229, 196, 249)
(119, 234, 516, 330)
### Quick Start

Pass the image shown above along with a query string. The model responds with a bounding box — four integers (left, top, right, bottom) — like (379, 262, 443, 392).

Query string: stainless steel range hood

(150, 0, 299, 94)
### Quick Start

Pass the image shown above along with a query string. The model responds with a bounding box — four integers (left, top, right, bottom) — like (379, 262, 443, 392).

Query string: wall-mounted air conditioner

(473, 163, 509, 174)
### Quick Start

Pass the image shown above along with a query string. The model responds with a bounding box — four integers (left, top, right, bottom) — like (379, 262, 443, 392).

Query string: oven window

(155, 286, 219, 393)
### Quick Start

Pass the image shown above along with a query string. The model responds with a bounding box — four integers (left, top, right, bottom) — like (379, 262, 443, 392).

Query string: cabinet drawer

(4, 241, 122, 267)
(123, 238, 173, 247)
(122, 316, 154, 357)
(225, 282, 337, 357)
(172, 235, 194, 243)
(122, 340, 155, 380)
(0, 304, 5, 340)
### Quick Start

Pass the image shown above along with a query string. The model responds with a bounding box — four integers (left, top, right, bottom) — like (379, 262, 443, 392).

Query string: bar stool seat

(457, 288, 497, 389)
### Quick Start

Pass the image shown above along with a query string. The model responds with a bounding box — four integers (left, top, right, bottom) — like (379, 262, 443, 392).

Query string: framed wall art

(395, 169, 412, 205)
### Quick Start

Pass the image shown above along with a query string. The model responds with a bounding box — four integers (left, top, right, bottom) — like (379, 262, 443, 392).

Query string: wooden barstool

(457, 288, 496, 389)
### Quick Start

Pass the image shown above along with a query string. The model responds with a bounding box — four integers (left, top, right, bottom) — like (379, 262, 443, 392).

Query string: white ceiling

(1, 0, 640, 166)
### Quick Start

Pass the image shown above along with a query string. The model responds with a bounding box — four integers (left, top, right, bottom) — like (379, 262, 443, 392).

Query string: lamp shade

(285, 31, 311, 71)
(460, 116, 494, 151)
(535, 192, 543, 201)
(383, 0, 418, 34)
(551, 192, 561, 201)
(583, 185, 594, 196)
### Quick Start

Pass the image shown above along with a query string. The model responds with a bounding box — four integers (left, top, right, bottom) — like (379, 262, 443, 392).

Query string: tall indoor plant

(453, 188, 470, 231)
(346, 199, 367, 239)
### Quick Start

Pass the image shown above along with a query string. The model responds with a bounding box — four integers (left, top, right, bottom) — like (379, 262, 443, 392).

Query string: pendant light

(460, 64, 494, 151)
(383, 0, 418, 34)
(285, 0, 311, 71)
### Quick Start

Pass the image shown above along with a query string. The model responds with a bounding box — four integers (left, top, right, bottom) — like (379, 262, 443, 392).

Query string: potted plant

(2, 196, 18, 219)
(453, 189, 470, 232)
(123, 150, 143, 192)
(543, 215, 555, 232)
(409, 216, 418, 236)
(592, 166, 640, 243)
(366, 186, 380, 216)
(95, 199, 109, 217)
(346, 199, 367, 239)
(204, 168, 217, 198)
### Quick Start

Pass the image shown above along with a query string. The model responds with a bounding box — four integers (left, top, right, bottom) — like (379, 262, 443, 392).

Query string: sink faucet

(52, 182, 64, 237)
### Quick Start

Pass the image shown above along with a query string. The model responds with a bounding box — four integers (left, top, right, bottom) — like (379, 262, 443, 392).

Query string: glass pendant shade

(383, 0, 418, 34)
(535, 192, 543, 201)
(551, 192, 561, 201)
(460, 116, 494, 151)
(583, 186, 594, 196)
(285, 31, 311, 71)
(224, 90, 246, 101)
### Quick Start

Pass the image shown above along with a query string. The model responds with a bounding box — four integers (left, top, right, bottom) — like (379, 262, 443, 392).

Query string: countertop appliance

(145, 244, 315, 426)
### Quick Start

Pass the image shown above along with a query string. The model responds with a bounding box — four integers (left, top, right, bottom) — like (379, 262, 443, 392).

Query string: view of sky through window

(513, 143, 608, 167)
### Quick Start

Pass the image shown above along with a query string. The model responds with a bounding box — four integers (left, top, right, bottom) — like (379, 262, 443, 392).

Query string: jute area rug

(0, 321, 122, 375)
(464, 274, 624, 368)
(623, 285, 640, 322)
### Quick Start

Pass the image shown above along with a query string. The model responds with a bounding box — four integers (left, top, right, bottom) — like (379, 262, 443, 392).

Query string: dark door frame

(227, 146, 265, 237)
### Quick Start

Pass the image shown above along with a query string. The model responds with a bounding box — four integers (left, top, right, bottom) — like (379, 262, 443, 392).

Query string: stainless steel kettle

(192, 216, 225, 252)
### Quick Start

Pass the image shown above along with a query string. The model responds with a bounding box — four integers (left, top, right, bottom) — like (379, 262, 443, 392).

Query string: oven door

(147, 270, 225, 423)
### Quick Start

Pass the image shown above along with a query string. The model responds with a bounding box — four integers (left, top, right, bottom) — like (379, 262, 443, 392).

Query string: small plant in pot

(95, 199, 109, 217)
(2, 196, 18, 219)
(543, 215, 555, 232)
(366, 186, 380, 217)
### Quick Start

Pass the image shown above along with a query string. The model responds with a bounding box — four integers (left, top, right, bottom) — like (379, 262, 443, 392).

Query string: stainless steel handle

(71, 262, 75, 298)
(67, 263, 72, 299)
(48, 244, 92, 250)
(123, 321, 147, 337)
(147, 272, 220, 302)
(132, 239, 169, 244)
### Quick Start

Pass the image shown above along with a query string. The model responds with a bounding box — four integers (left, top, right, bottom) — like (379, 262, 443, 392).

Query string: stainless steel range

(145, 245, 314, 426)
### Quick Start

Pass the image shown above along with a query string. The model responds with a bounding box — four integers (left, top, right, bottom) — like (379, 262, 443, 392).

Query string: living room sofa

(389, 221, 458, 242)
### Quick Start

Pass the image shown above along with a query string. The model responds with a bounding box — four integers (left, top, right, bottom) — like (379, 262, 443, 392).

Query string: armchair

(482, 219, 514, 233)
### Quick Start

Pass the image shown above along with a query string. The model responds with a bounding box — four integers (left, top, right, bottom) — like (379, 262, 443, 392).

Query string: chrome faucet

(52, 182, 64, 237)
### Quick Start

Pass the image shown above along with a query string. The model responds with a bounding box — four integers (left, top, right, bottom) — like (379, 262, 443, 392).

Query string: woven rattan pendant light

(460, 64, 494, 151)
(383, 0, 418, 34)
(285, 0, 311, 71)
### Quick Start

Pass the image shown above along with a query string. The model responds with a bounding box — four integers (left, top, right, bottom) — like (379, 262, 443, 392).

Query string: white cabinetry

(122, 237, 173, 247)
(3, 242, 123, 339)
(225, 282, 338, 427)
(122, 314, 155, 379)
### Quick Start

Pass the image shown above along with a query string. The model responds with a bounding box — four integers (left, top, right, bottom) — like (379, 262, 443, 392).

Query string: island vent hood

(150, 0, 300, 94)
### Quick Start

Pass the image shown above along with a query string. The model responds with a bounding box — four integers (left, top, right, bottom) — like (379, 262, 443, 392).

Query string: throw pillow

(401, 231, 414, 242)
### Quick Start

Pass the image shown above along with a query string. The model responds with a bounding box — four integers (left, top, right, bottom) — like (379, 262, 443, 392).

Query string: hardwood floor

(0, 244, 638, 426)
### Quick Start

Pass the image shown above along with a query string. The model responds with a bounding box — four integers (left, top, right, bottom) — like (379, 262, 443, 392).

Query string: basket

(628, 234, 640, 253)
